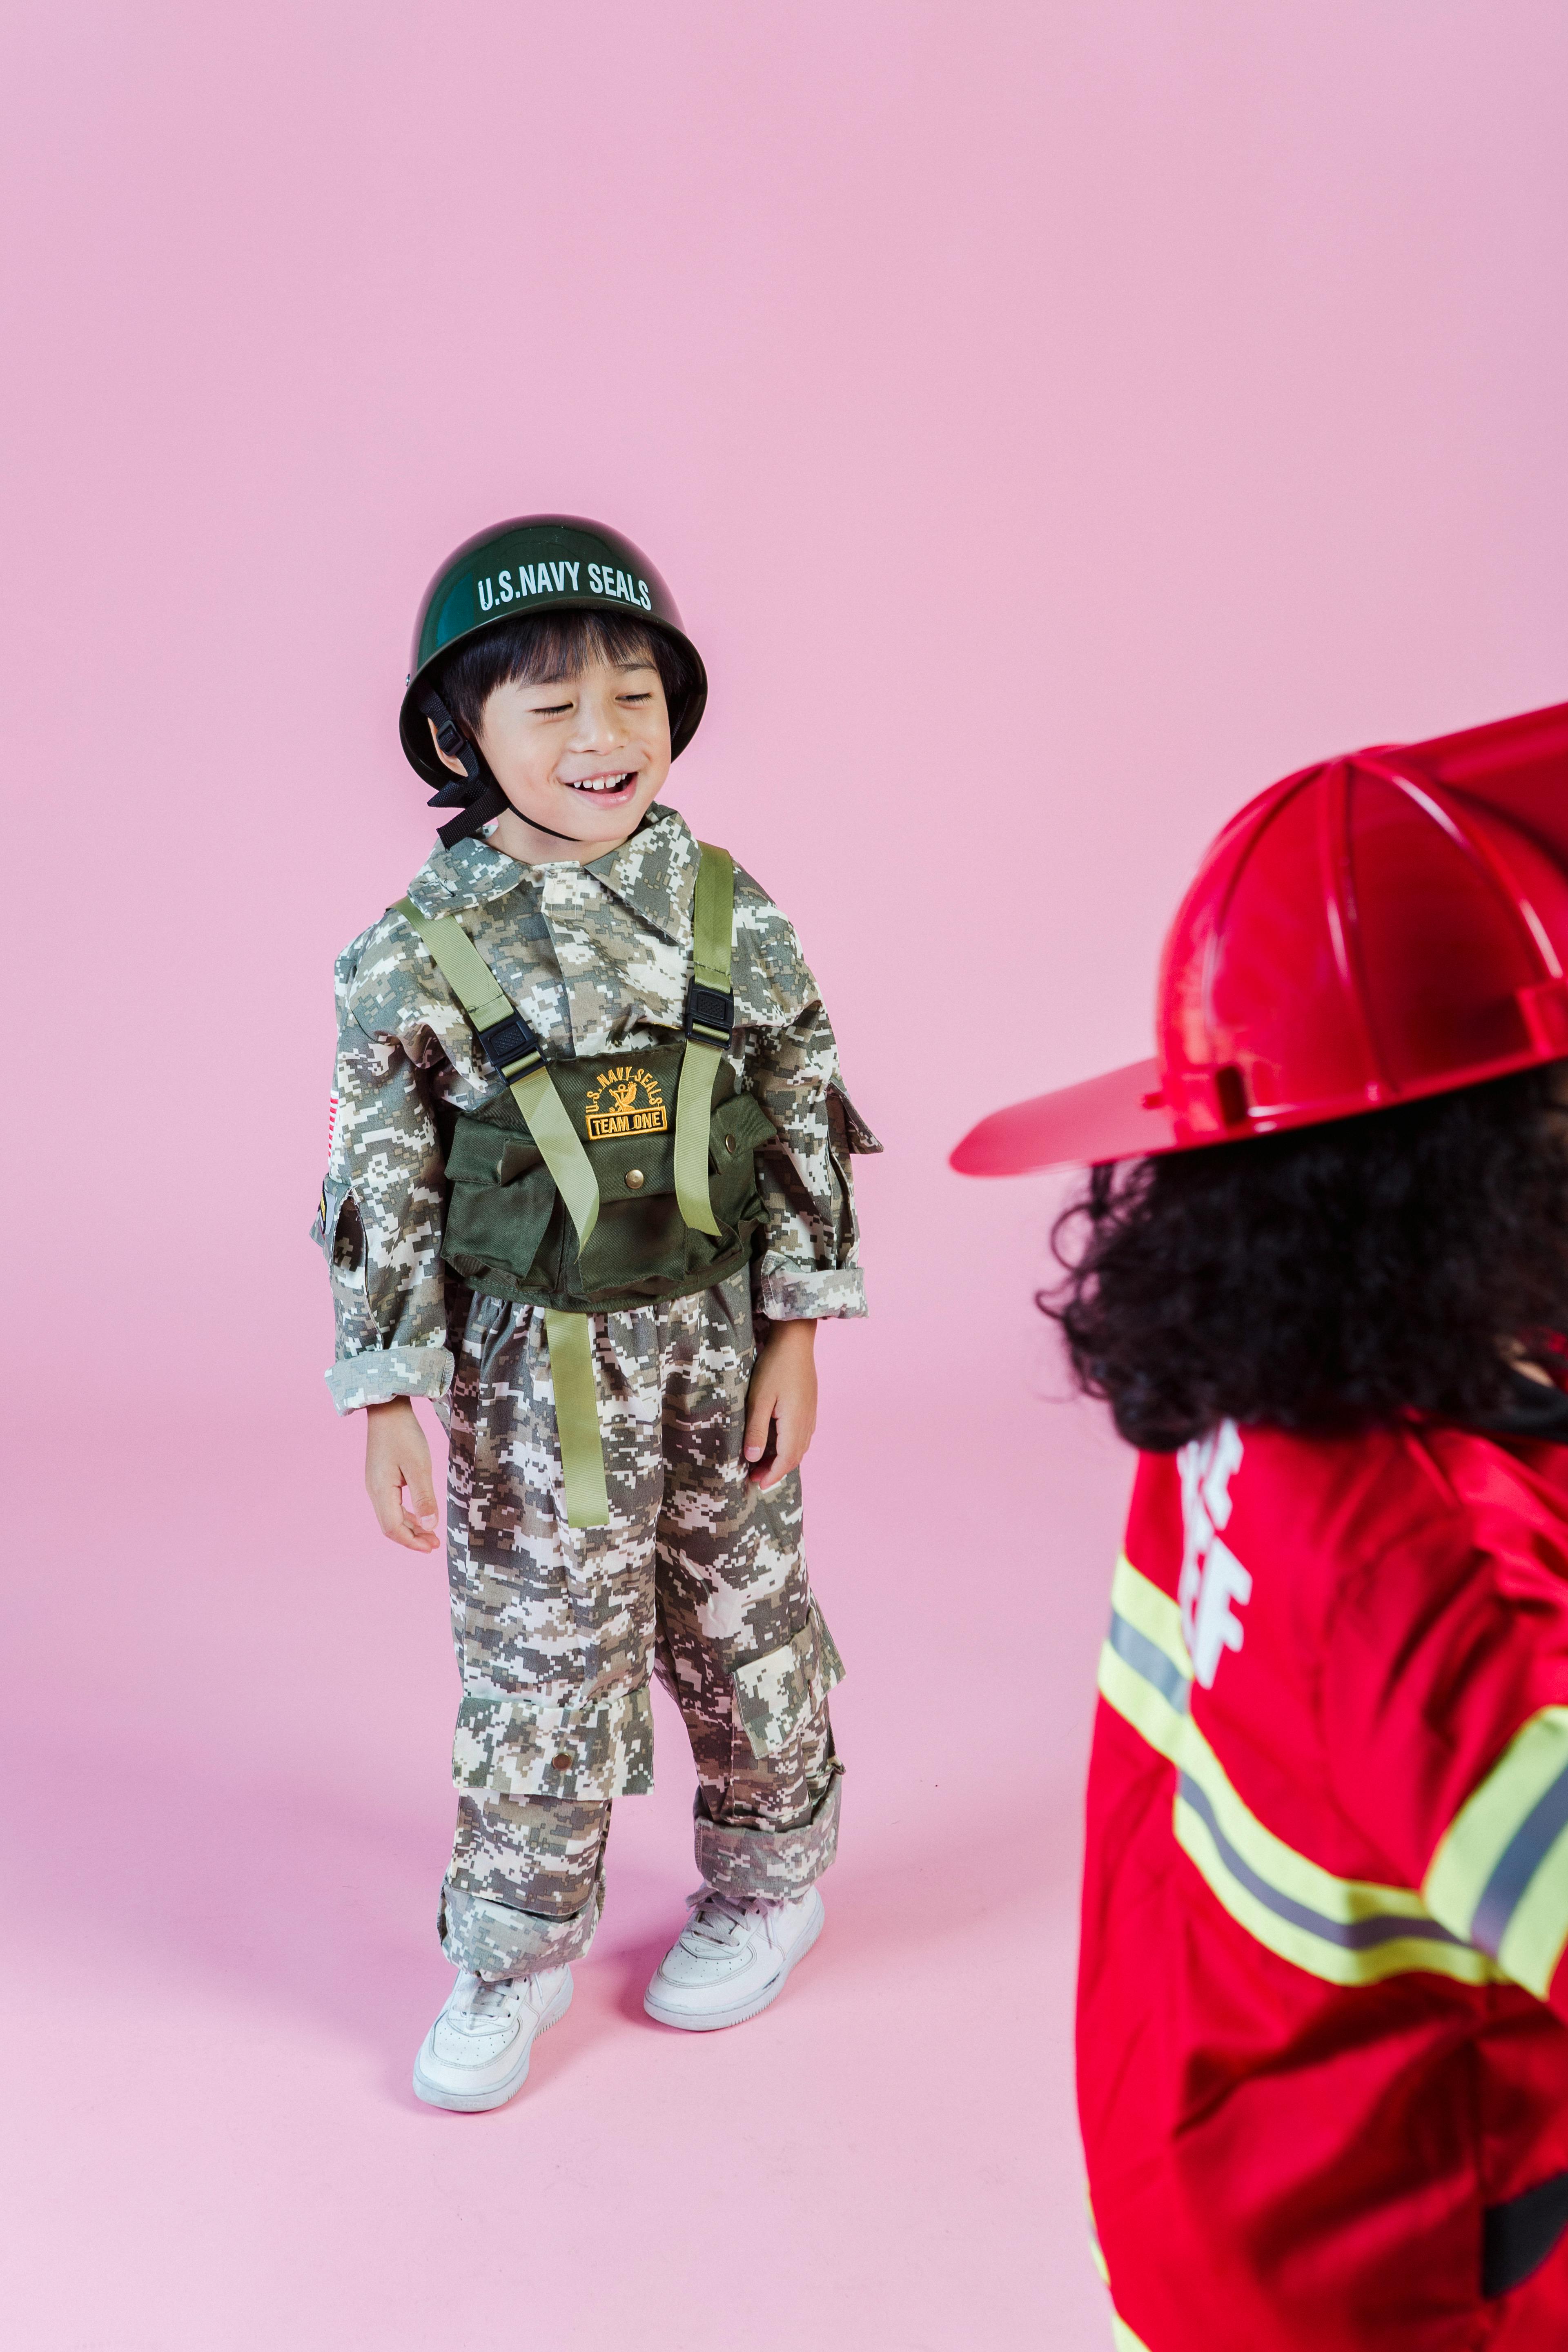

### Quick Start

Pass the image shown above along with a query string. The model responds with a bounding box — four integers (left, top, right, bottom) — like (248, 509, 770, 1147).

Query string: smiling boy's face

(429, 646, 672, 862)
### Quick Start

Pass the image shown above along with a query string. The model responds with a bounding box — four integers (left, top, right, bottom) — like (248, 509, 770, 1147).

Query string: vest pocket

(707, 1089, 777, 1232)
(443, 1160, 558, 1296)
(731, 1601, 845, 1758)
(441, 1060, 776, 1309)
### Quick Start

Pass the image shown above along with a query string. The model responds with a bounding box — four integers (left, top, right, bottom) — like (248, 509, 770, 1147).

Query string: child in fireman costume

(954, 702, 1568, 2349)
(317, 516, 875, 2111)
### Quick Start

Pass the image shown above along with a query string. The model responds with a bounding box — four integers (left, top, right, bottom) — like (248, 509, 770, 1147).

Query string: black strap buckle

(684, 981, 734, 1047)
(419, 690, 479, 782)
(476, 1011, 543, 1078)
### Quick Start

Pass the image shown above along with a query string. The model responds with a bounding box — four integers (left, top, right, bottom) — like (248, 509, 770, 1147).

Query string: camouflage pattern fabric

(437, 1268, 844, 1977)
(314, 808, 879, 1415)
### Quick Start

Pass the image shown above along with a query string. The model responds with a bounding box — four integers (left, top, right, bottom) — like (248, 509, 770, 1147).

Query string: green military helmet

(400, 515, 708, 844)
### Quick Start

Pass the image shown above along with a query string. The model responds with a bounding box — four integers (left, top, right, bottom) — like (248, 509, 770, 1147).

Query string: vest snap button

(550, 1752, 572, 1772)
(724, 1134, 736, 1154)
(624, 1168, 645, 1190)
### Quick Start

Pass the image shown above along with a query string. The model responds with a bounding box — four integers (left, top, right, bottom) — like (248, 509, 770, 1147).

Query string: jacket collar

(404, 834, 526, 916)
(404, 805, 699, 940)
(582, 805, 700, 944)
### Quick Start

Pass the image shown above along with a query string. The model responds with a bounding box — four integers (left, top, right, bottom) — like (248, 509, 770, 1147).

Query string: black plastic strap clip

(684, 981, 735, 1047)
(419, 689, 480, 791)
(476, 1011, 543, 1078)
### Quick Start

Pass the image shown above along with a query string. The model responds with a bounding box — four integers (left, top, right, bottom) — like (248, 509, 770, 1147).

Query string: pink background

(5, 4, 1568, 2345)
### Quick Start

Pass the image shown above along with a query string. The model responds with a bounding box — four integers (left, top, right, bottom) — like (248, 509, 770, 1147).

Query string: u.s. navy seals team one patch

(583, 1066, 669, 1142)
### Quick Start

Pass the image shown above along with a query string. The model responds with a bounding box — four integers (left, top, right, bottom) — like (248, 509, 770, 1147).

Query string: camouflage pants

(438, 1267, 845, 1979)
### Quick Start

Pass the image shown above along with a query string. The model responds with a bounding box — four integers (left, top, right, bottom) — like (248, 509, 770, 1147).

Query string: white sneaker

(412, 1964, 573, 2111)
(643, 1885, 825, 2031)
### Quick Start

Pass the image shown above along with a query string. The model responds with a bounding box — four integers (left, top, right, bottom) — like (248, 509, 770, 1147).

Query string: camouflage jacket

(316, 807, 879, 1414)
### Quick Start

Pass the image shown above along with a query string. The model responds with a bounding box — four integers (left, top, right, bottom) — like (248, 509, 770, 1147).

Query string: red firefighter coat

(1082, 1415, 1568, 2351)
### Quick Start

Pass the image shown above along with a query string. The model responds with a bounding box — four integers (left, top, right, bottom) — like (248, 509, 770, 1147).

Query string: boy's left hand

(744, 1318, 818, 1488)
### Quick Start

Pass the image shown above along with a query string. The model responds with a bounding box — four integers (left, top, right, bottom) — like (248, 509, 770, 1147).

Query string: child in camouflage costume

(316, 517, 875, 2111)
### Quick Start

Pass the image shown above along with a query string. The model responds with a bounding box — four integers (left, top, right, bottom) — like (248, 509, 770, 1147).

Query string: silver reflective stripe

(1107, 1610, 1190, 1714)
(1471, 1760, 1568, 1957)
(1176, 1774, 1465, 1952)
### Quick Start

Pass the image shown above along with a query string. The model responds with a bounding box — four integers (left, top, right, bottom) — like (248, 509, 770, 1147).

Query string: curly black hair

(1042, 1064, 1568, 1451)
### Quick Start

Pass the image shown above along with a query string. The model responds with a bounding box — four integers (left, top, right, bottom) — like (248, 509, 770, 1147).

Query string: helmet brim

(950, 1057, 1173, 1176)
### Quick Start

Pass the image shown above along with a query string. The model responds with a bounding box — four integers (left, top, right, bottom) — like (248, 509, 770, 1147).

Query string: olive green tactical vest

(441, 1046, 775, 1312)
(392, 843, 762, 1528)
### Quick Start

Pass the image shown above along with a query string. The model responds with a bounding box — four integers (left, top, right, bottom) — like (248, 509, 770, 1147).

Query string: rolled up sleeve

(742, 989, 880, 1323)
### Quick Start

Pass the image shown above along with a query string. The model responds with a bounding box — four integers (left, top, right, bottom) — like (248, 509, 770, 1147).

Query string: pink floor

(0, 1352, 1130, 2350)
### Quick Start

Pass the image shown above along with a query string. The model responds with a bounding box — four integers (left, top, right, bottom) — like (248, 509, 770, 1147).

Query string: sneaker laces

(676, 1888, 758, 1956)
(450, 1972, 531, 2022)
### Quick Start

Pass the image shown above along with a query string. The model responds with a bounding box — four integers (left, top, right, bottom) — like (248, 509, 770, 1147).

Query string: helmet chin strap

(420, 690, 584, 847)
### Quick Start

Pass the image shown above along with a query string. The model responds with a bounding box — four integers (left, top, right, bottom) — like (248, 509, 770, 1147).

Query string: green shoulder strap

(673, 844, 736, 1237)
(391, 897, 599, 1253)
(394, 895, 610, 1529)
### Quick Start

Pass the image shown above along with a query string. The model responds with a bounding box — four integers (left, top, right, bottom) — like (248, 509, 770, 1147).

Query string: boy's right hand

(365, 1398, 441, 1552)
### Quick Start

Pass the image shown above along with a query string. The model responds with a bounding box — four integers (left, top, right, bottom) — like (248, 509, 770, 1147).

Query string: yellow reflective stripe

(1423, 1711, 1568, 1926)
(1085, 2189, 1154, 2351)
(1101, 1552, 1191, 1763)
(1110, 2314, 1154, 2352)
(1181, 1711, 1439, 1934)
(1423, 1706, 1568, 1997)
(1098, 1634, 1184, 1765)
(1085, 2184, 1109, 2282)
(1499, 1833, 1568, 1998)
(1102, 1555, 1498, 1989)
(1109, 1551, 1190, 1678)
(1172, 1771, 1494, 1988)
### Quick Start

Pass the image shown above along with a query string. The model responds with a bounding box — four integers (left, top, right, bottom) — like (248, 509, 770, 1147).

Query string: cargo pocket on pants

(731, 1601, 845, 1760)
(452, 1682, 656, 1801)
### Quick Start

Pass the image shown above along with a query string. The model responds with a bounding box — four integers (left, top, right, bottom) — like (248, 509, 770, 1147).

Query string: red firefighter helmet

(952, 700, 1568, 1177)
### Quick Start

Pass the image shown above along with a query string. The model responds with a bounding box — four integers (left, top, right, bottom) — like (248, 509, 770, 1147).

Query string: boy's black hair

(1043, 1063, 1568, 1451)
(437, 610, 702, 744)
